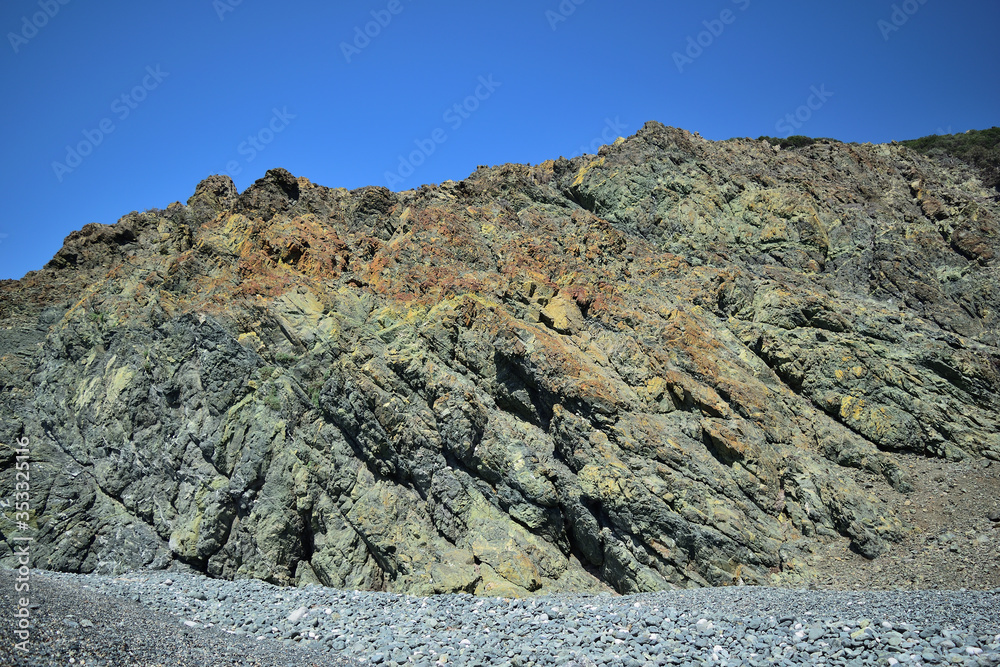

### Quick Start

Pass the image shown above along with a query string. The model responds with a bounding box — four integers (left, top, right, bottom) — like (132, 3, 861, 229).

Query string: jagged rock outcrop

(2, 122, 998, 595)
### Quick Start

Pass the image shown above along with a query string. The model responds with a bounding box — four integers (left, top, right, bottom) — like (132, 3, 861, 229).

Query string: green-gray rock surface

(2, 122, 998, 595)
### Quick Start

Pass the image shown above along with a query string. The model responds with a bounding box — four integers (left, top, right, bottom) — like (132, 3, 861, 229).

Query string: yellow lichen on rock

(572, 157, 605, 187)
(539, 293, 585, 335)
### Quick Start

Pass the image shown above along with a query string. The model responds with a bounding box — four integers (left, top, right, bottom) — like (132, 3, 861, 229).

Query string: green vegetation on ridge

(753, 127, 999, 192)
(900, 127, 1000, 191)
(756, 135, 840, 150)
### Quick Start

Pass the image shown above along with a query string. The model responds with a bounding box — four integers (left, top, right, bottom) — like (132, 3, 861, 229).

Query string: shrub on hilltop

(901, 127, 1000, 191)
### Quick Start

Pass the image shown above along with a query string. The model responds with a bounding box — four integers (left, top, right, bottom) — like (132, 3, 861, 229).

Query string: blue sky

(1, 0, 997, 280)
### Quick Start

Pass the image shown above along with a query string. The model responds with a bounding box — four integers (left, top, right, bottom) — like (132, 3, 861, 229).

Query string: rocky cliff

(2, 122, 998, 596)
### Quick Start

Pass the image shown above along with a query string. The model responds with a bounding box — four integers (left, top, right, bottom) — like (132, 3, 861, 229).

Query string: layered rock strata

(1, 122, 998, 595)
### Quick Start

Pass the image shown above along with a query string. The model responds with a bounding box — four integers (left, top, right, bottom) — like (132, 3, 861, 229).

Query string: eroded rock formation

(2, 122, 998, 595)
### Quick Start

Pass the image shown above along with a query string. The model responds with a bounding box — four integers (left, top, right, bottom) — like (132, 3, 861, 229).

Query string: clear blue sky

(1, 0, 997, 279)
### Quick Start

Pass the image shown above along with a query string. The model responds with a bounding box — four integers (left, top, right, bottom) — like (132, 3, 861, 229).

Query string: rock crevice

(2, 123, 998, 594)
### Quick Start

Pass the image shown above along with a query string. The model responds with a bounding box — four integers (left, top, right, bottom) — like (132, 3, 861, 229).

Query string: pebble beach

(4, 569, 1000, 666)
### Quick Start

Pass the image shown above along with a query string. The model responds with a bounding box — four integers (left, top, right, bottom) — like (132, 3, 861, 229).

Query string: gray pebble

(23, 569, 1000, 667)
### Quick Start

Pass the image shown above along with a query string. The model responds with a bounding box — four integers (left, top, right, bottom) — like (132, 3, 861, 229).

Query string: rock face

(2, 122, 998, 595)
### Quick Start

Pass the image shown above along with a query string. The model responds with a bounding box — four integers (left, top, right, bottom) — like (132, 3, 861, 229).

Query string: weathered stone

(540, 294, 585, 335)
(1, 123, 997, 595)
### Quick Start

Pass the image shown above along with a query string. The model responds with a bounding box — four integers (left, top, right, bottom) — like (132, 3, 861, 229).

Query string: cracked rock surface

(1, 124, 998, 595)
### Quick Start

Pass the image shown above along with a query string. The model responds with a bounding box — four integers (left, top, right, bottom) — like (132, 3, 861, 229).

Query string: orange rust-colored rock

(1, 126, 998, 594)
